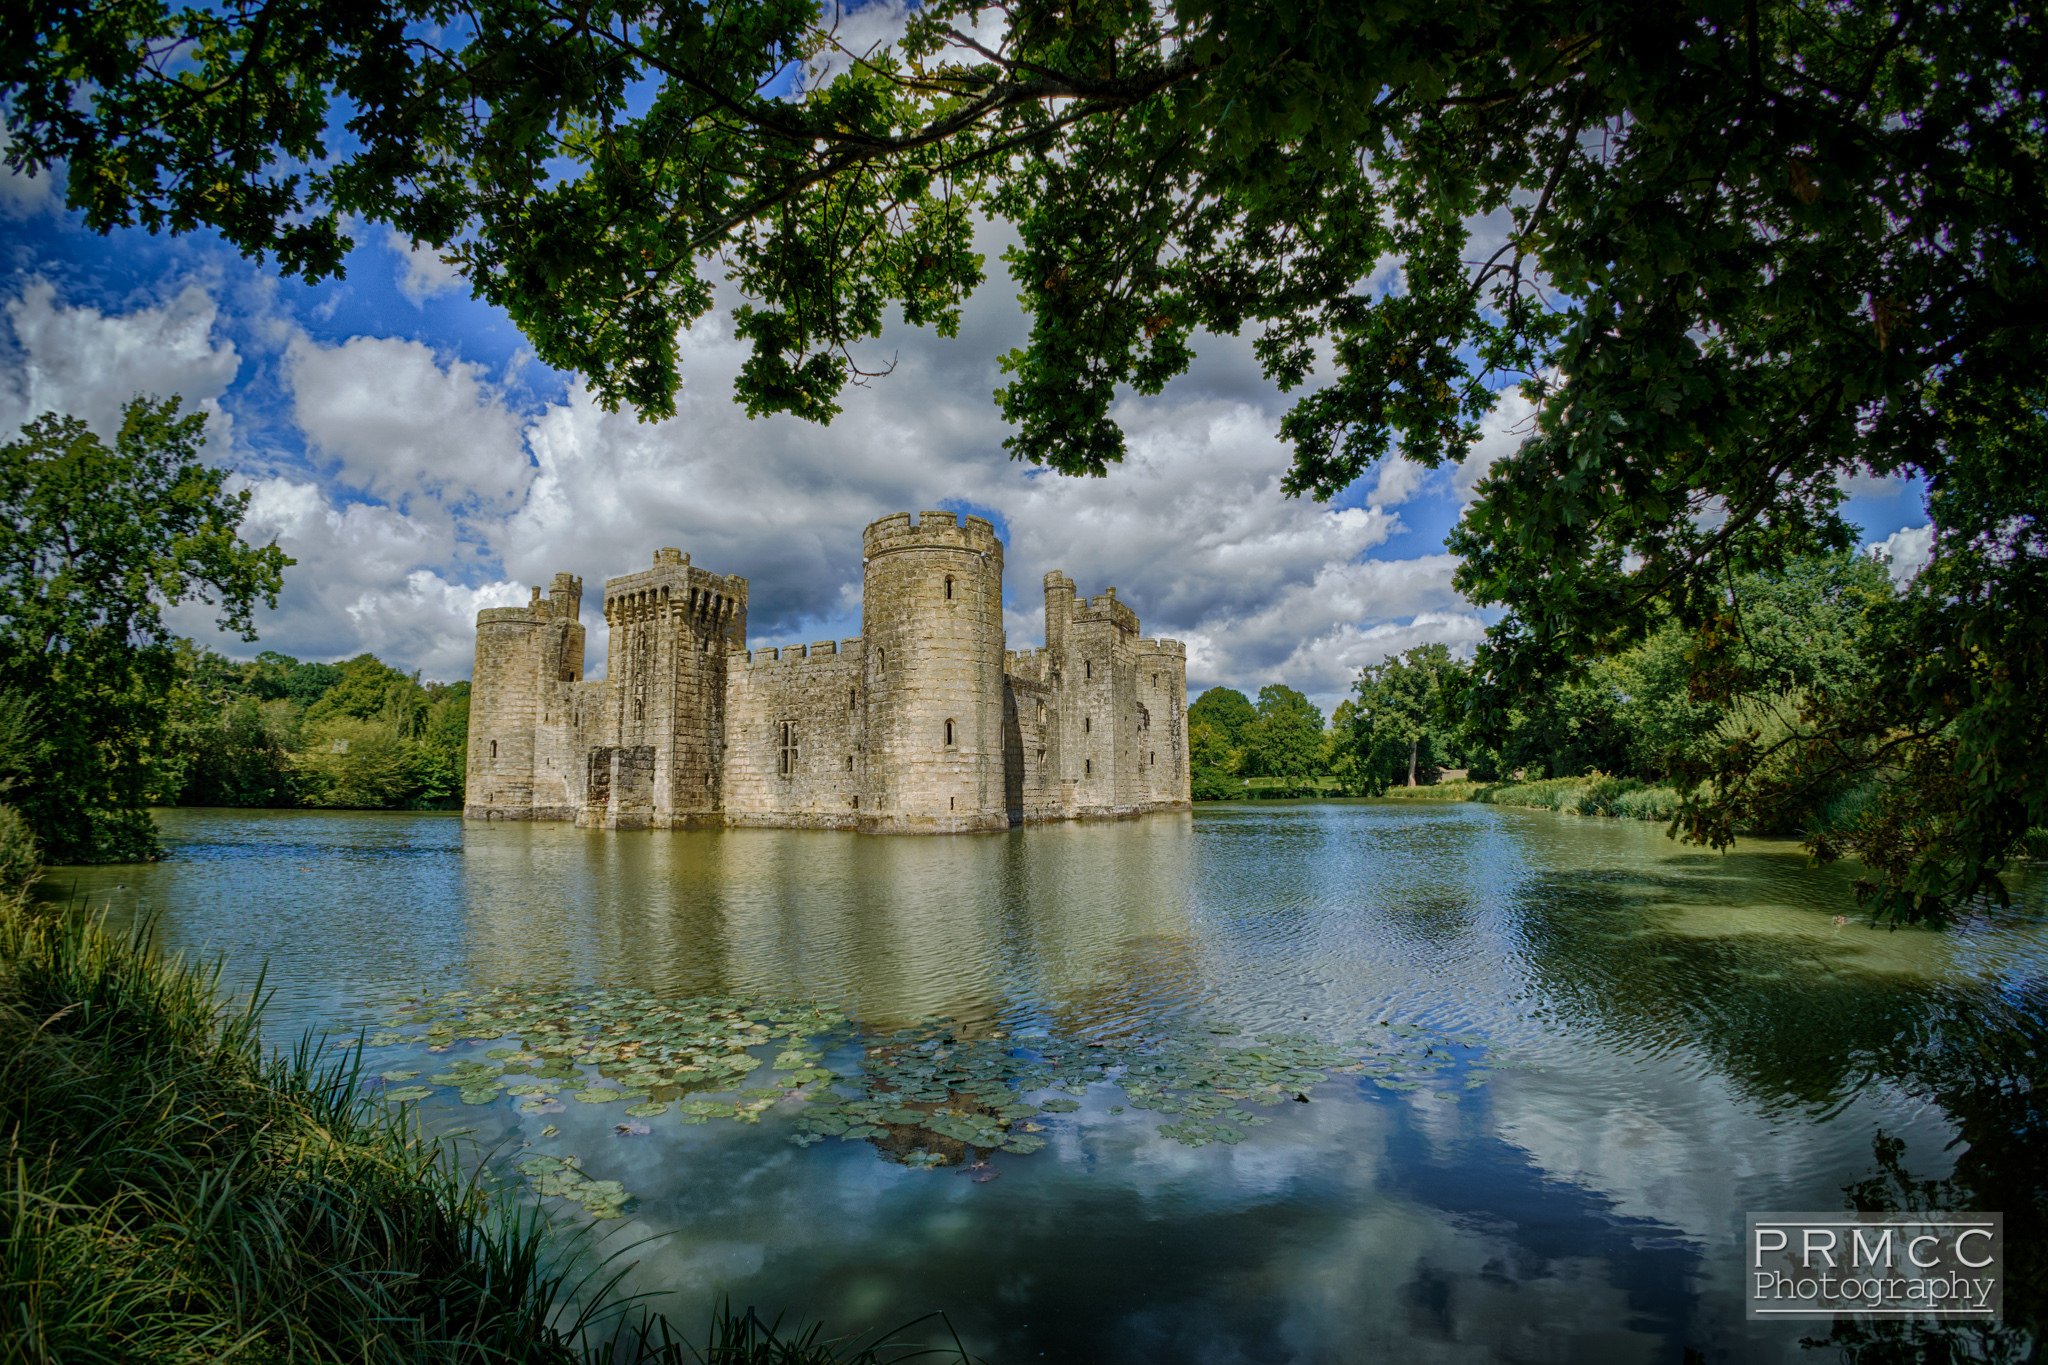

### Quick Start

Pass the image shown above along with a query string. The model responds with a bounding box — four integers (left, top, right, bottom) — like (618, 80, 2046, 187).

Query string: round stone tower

(859, 510, 1007, 832)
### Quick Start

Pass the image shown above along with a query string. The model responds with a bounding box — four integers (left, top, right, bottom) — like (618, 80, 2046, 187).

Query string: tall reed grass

(1473, 775, 1683, 822)
(0, 842, 971, 1363)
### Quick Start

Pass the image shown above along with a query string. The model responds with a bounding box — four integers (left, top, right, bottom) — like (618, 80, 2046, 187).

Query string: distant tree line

(1193, 551, 1973, 879)
(1188, 684, 1357, 800)
(150, 646, 470, 813)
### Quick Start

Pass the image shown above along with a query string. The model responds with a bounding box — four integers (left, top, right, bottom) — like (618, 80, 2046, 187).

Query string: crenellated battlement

(735, 638, 863, 668)
(1135, 637, 1186, 659)
(601, 547, 747, 628)
(1075, 586, 1140, 634)
(480, 572, 584, 627)
(862, 509, 1002, 559)
(477, 604, 544, 626)
(1004, 647, 1053, 685)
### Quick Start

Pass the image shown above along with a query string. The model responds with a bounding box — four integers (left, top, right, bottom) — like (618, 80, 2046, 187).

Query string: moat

(50, 803, 2048, 1363)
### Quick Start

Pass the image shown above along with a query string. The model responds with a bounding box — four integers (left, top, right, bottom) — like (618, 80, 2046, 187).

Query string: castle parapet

(467, 512, 1186, 834)
(1077, 586, 1140, 634)
(740, 638, 863, 668)
(862, 509, 1002, 559)
(601, 548, 748, 631)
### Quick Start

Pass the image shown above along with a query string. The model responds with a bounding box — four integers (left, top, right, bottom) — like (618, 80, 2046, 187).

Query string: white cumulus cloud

(0, 278, 241, 443)
(287, 332, 531, 514)
(1454, 382, 1542, 505)
(386, 228, 469, 305)
(0, 124, 62, 220)
(1869, 523, 1933, 587)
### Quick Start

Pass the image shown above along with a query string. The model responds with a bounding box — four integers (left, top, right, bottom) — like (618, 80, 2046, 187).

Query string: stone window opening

(944, 718, 957, 747)
(846, 754, 855, 771)
(950, 796, 956, 810)
(490, 740, 497, 759)
(944, 574, 954, 600)
(1085, 658, 1092, 680)
(852, 795, 859, 809)
(778, 720, 799, 778)
(848, 687, 856, 710)
(1036, 747, 1045, 766)
(1150, 750, 1156, 767)
(877, 647, 885, 674)
(1036, 700, 1046, 724)
(1085, 758, 1093, 777)
(1083, 715, 1091, 734)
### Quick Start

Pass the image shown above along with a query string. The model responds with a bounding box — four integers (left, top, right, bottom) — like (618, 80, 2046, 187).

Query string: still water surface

(50, 802, 2048, 1363)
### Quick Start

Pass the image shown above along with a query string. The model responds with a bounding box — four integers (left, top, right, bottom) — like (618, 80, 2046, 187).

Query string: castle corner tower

(858, 511, 1007, 832)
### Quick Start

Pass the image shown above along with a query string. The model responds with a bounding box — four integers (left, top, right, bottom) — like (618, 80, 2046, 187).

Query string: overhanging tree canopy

(7, 0, 2041, 906)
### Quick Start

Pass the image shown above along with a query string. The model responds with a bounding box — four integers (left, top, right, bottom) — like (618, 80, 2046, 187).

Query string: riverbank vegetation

(1197, 549, 2045, 914)
(0, 818, 966, 1364)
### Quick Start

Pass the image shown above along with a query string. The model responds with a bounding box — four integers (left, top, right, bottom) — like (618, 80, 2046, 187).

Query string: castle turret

(466, 573, 586, 819)
(859, 511, 1007, 832)
(540, 572, 585, 682)
(1043, 570, 1074, 659)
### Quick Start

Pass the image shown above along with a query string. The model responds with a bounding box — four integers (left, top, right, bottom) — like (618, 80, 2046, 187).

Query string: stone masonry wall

(465, 573, 584, 820)
(1136, 639, 1190, 809)
(723, 640, 864, 828)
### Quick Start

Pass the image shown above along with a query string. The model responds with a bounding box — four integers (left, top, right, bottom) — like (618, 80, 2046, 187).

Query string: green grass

(0, 883, 973, 1364)
(1473, 775, 1683, 822)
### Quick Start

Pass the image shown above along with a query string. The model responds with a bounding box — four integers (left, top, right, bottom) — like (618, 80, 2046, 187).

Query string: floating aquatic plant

(367, 984, 1496, 1185)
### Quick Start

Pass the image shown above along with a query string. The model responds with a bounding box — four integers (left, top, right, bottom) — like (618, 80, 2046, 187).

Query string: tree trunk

(1407, 736, 1419, 787)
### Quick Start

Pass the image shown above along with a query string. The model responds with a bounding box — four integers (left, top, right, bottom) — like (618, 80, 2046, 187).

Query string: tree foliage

(1186, 686, 1254, 747)
(0, 401, 289, 861)
(155, 644, 470, 811)
(1186, 685, 1253, 796)
(1237, 685, 1324, 782)
(10, 0, 2039, 906)
(1349, 644, 1461, 793)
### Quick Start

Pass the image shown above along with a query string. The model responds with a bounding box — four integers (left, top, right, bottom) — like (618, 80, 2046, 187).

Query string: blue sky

(0, 132, 1933, 716)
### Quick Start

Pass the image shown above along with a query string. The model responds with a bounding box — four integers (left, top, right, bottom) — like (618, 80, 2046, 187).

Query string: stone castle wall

(723, 640, 864, 829)
(464, 511, 1189, 832)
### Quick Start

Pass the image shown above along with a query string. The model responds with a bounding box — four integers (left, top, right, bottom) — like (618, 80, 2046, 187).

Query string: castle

(464, 511, 1190, 832)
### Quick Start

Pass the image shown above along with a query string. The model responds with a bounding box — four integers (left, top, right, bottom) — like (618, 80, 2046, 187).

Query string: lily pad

(571, 1087, 637, 1104)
